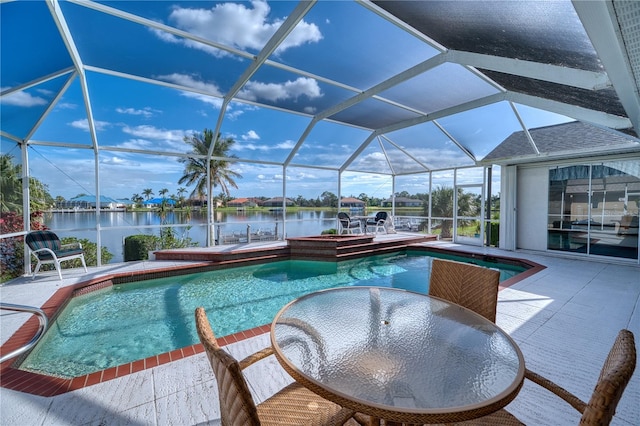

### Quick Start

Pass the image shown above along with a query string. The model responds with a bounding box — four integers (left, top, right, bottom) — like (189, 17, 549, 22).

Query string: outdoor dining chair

(457, 329, 636, 425)
(25, 230, 87, 281)
(337, 212, 362, 235)
(429, 258, 500, 322)
(365, 211, 388, 234)
(194, 307, 366, 426)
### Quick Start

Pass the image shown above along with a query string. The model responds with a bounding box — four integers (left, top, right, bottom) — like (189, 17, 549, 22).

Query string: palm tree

(1, 154, 52, 213)
(142, 188, 154, 201)
(158, 188, 169, 198)
(179, 129, 241, 200)
(176, 187, 187, 208)
(179, 129, 241, 244)
(131, 193, 143, 208)
(427, 186, 478, 239)
(0, 154, 22, 213)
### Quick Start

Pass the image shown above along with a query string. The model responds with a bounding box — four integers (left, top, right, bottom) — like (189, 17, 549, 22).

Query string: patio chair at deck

(365, 211, 388, 234)
(616, 214, 639, 236)
(25, 230, 87, 281)
(456, 329, 636, 425)
(428, 258, 500, 322)
(337, 212, 362, 235)
(194, 307, 366, 426)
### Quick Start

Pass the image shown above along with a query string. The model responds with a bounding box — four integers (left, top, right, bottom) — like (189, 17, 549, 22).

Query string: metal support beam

(573, 0, 640, 134)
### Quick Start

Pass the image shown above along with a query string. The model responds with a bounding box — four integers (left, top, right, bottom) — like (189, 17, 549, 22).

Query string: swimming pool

(20, 251, 527, 378)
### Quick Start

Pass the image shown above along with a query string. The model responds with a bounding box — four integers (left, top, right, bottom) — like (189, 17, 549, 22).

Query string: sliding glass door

(548, 161, 639, 260)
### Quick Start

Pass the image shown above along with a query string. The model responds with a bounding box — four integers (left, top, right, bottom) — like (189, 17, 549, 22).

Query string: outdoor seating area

(1, 242, 637, 425)
(1, 1, 639, 424)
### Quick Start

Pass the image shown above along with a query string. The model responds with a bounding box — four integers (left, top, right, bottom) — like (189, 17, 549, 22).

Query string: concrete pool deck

(1, 238, 638, 425)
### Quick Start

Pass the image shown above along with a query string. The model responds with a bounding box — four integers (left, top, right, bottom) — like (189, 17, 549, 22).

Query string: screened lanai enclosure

(2, 0, 640, 278)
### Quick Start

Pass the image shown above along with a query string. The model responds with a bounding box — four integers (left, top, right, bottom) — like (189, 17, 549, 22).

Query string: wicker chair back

(429, 258, 500, 322)
(195, 307, 261, 426)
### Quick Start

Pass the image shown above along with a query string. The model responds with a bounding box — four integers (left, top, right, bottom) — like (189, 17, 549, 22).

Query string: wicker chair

(194, 307, 365, 426)
(428, 258, 500, 322)
(454, 329, 636, 425)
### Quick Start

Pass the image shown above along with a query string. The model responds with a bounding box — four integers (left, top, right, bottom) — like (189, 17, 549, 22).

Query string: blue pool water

(20, 252, 526, 378)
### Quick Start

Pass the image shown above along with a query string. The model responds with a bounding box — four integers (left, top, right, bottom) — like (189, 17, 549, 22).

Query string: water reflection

(45, 210, 344, 263)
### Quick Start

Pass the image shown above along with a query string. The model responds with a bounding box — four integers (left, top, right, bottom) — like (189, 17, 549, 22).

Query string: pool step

(154, 233, 438, 263)
(289, 234, 437, 261)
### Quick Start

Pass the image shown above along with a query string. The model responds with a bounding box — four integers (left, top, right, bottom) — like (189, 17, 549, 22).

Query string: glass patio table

(270, 286, 525, 424)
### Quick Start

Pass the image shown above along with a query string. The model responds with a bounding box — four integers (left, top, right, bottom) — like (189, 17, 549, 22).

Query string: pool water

(20, 252, 526, 378)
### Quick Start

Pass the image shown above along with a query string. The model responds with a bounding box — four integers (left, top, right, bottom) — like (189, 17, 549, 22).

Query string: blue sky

(1, 1, 573, 202)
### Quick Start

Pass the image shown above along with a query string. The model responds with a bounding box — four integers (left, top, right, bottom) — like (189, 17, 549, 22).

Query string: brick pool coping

(0, 247, 544, 396)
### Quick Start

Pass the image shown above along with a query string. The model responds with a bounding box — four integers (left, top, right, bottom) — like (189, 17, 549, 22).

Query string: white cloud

(117, 138, 155, 150)
(155, 73, 224, 108)
(238, 77, 322, 102)
(241, 130, 260, 141)
(350, 151, 389, 171)
(116, 107, 157, 118)
(226, 109, 244, 120)
(69, 118, 110, 132)
(122, 124, 186, 142)
(276, 140, 296, 149)
(0, 89, 48, 107)
(156, 73, 223, 96)
(55, 102, 77, 110)
(100, 156, 141, 167)
(158, 1, 322, 57)
(286, 170, 318, 181)
(36, 88, 55, 96)
(236, 143, 271, 152)
(233, 138, 296, 152)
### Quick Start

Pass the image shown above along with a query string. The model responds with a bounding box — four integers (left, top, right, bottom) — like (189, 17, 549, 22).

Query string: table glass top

(272, 286, 523, 412)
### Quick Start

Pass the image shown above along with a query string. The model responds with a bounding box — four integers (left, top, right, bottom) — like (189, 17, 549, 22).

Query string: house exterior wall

(516, 166, 549, 251)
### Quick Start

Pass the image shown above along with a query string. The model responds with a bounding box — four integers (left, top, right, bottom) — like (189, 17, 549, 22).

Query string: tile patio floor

(1, 241, 638, 425)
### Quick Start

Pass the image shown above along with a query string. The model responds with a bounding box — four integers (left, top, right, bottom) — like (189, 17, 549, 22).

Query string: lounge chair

(365, 211, 388, 234)
(194, 307, 364, 425)
(428, 258, 500, 322)
(617, 215, 639, 236)
(25, 230, 87, 280)
(458, 329, 636, 425)
(337, 212, 362, 234)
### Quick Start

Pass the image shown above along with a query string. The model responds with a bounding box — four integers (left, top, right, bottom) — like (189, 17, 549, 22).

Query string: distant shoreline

(44, 206, 420, 215)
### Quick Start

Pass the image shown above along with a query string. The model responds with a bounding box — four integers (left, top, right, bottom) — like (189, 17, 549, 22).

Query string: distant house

(143, 198, 176, 208)
(382, 197, 422, 207)
(340, 197, 365, 208)
(66, 195, 121, 209)
(228, 197, 261, 208)
(262, 197, 295, 207)
(116, 198, 133, 208)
